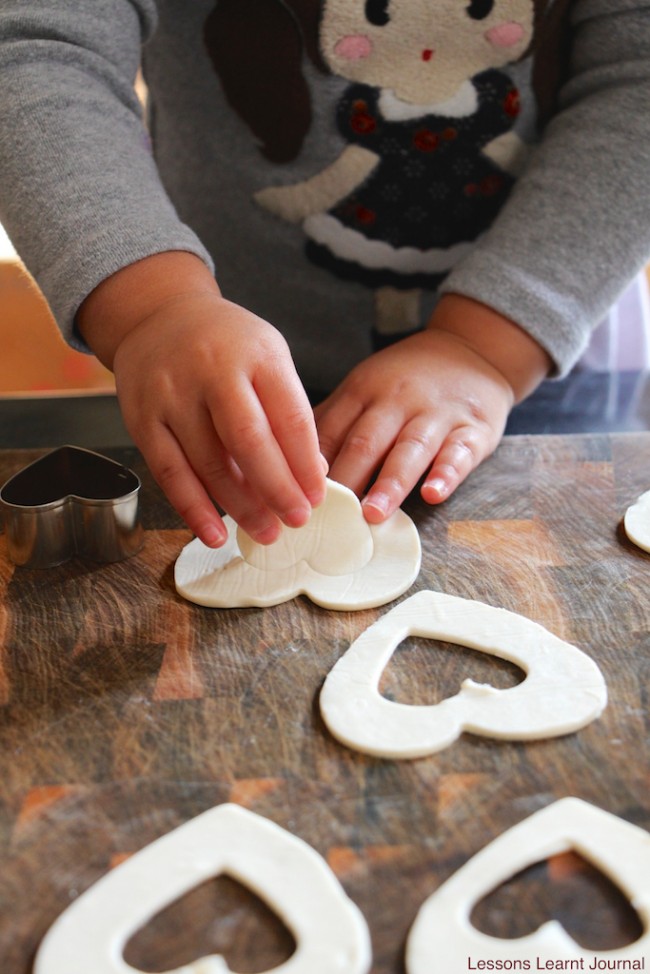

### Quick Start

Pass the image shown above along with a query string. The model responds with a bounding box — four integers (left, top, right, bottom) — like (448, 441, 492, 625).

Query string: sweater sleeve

(0, 0, 213, 350)
(440, 0, 650, 376)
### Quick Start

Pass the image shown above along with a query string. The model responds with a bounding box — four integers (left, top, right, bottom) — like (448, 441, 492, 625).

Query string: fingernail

(424, 478, 448, 500)
(284, 506, 311, 528)
(202, 524, 227, 547)
(320, 454, 330, 475)
(362, 491, 390, 518)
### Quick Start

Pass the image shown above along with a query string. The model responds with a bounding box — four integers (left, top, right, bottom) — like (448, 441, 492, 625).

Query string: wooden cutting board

(0, 432, 649, 973)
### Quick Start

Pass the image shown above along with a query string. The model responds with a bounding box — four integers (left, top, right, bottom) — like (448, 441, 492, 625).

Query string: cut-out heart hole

(471, 851, 644, 951)
(124, 873, 297, 974)
(379, 636, 524, 706)
(0, 445, 142, 567)
(1, 446, 139, 507)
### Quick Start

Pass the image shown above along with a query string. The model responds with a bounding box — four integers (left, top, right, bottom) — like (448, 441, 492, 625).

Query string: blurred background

(1, 218, 649, 443)
(0, 222, 115, 397)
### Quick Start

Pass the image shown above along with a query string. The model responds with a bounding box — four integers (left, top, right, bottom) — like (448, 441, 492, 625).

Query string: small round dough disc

(624, 489, 650, 553)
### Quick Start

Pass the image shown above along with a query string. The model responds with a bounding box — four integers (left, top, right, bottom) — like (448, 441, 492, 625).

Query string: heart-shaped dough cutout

(624, 490, 650, 553)
(406, 798, 650, 972)
(0, 445, 142, 567)
(319, 590, 607, 758)
(35, 803, 372, 974)
(175, 479, 421, 610)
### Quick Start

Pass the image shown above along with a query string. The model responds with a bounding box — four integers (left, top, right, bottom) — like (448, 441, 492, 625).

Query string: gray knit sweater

(0, 0, 649, 392)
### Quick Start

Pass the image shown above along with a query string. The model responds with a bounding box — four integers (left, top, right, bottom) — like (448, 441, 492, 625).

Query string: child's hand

(315, 295, 551, 521)
(77, 254, 326, 547)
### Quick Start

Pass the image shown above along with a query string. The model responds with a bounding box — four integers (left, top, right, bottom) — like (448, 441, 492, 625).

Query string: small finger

(212, 385, 313, 529)
(314, 391, 365, 466)
(361, 419, 442, 523)
(325, 407, 402, 498)
(420, 428, 486, 505)
(178, 413, 286, 544)
(256, 371, 327, 507)
(142, 426, 230, 547)
(149, 407, 285, 544)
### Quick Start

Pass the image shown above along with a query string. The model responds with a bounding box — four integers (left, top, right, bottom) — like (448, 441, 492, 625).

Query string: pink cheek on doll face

(334, 34, 373, 60)
(484, 21, 525, 48)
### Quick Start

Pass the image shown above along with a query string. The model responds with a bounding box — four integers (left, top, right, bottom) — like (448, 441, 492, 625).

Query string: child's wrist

(76, 251, 220, 369)
(426, 293, 552, 403)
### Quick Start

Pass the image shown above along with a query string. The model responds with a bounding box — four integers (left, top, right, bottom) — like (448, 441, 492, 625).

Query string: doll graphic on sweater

(205, 0, 558, 344)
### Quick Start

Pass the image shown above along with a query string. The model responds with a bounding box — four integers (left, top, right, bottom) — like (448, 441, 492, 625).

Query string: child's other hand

(315, 294, 551, 521)
(77, 254, 326, 547)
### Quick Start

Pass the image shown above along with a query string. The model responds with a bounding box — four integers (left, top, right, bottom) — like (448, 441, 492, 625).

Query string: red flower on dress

(350, 101, 377, 135)
(355, 205, 376, 224)
(503, 88, 520, 118)
(480, 174, 504, 196)
(413, 128, 440, 152)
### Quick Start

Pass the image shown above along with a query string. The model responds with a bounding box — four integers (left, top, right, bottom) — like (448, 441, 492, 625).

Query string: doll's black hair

(203, 0, 326, 163)
(531, 0, 573, 128)
(204, 0, 572, 164)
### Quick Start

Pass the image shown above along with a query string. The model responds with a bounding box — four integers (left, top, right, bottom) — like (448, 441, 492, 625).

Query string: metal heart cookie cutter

(0, 445, 143, 569)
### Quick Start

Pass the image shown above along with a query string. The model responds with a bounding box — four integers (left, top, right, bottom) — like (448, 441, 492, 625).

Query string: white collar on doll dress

(378, 80, 478, 121)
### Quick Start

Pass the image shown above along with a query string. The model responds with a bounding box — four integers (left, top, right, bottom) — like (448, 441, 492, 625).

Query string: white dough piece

(624, 489, 650, 553)
(35, 803, 372, 974)
(174, 479, 421, 610)
(319, 590, 607, 758)
(406, 797, 650, 972)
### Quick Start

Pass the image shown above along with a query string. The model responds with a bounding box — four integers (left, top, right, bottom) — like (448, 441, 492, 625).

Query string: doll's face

(320, 0, 534, 103)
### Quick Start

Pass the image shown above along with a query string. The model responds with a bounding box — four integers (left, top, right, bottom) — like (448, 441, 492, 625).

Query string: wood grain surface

(0, 433, 649, 974)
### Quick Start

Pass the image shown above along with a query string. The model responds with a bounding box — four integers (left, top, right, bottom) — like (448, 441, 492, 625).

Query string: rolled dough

(320, 590, 607, 758)
(406, 797, 650, 972)
(35, 803, 372, 974)
(624, 490, 650, 553)
(174, 479, 421, 610)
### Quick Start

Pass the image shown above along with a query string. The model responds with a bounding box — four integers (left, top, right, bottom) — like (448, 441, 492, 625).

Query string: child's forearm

(427, 293, 553, 404)
(76, 251, 220, 369)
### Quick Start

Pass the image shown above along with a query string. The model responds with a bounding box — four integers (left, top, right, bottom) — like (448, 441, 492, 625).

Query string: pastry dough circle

(35, 803, 372, 974)
(175, 480, 421, 610)
(624, 489, 650, 553)
(320, 590, 607, 758)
